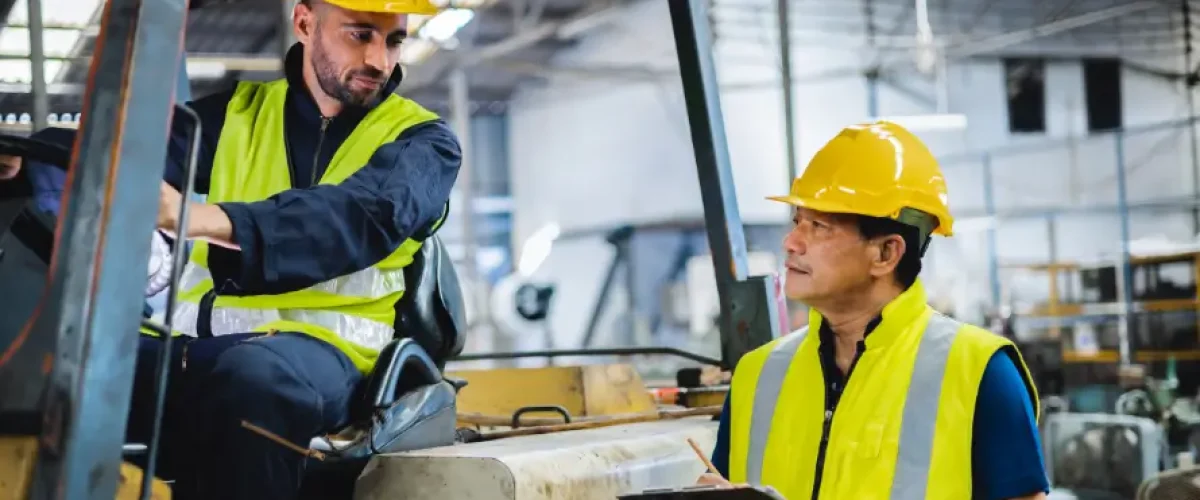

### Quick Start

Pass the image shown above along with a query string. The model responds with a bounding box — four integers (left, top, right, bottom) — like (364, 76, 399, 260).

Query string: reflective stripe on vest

(172, 299, 393, 350)
(744, 313, 961, 497)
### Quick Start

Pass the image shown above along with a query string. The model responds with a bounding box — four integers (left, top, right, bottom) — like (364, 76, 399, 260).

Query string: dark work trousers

(126, 332, 362, 500)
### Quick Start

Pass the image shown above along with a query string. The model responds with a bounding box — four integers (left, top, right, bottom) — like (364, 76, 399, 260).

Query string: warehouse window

(1004, 58, 1046, 133)
(1083, 58, 1122, 132)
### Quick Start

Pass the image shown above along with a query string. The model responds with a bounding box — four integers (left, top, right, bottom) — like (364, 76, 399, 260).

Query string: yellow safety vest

(728, 280, 1039, 499)
(169, 79, 440, 373)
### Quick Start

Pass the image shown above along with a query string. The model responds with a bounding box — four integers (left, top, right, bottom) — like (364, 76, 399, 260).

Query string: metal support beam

(0, 0, 189, 496)
(776, 0, 797, 181)
(670, 0, 782, 369)
(463, 2, 625, 67)
(27, 0, 48, 131)
(943, 1, 1159, 59)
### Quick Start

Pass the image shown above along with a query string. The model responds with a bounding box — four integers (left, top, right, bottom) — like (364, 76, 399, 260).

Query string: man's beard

(311, 36, 386, 108)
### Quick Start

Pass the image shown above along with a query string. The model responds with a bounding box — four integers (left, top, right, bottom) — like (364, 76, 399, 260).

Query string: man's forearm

(184, 203, 238, 249)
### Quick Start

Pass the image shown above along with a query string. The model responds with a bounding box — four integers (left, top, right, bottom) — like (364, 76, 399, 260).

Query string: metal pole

(668, 0, 749, 284)
(776, 0, 798, 180)
(0, 0, 189, 495)
(1182, 0, 1200, 235)
(449, 67, 478, 287)
(1114, 131, 1133, 366)
(867, 72, 879, 117)
(27, 0, 48, 132)
(864, 0, 880, 118)
(671, 0, 785, 370)
(982, 153, 1000, 309)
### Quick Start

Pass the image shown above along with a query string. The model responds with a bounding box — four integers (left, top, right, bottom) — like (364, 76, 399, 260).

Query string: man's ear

(870, 235, 906, 277)
(293, 3, 313, 43)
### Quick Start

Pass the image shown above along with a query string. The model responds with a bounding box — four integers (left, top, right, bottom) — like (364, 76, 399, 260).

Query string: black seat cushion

(393, 235, 466, 369)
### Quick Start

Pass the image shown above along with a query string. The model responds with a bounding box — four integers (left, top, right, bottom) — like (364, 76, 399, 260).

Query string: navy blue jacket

(163, 44, 460, 297)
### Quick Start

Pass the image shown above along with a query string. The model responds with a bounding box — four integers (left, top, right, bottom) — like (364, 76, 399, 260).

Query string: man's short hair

(855, 215, 931, 288)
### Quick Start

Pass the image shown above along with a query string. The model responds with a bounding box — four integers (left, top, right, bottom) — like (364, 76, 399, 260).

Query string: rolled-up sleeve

(209, 120, 461, 296)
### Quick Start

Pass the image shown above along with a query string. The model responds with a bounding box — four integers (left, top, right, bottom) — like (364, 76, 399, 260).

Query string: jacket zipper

(811, 343, 866, 500)
(311, 117, 331, 186)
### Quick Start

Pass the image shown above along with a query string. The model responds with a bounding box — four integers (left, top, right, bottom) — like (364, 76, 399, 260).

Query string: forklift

(0, 0, 787, 498)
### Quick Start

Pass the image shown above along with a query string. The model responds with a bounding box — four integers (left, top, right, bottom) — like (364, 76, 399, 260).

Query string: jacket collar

(808, 279, 930, 350)
(281, 42, 405, 119)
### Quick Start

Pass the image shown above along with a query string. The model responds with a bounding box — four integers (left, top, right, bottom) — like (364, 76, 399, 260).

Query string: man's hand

(157, 181, 239, 250)
(696, 473, 733, 487)
(0, 154, 21, 180)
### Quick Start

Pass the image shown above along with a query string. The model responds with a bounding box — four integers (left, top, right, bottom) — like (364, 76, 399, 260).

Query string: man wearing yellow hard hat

(119, 0, 460, 498)
(702, 122, 1050, 500)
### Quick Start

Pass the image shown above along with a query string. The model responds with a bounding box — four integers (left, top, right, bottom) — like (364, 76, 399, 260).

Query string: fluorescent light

(873, 113, 967, 131)
(516, 223, 561, 278)
(399, 38, 439, 65)
(0, 59, 64, 83)
(186, 60, 227, 80)
(2, 0, 104, 84)
(418, 8, 475, 44)
(7, 0, 99, 26)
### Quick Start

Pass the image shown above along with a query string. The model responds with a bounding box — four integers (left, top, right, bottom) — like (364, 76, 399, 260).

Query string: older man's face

(781, 207, 876, 303)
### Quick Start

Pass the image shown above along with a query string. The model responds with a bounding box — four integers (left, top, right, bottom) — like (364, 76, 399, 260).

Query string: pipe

(982, 154, 1000, 309)
(27, 0, 48, 131)
(1114, 131, 1133, 366)
(1183, 0, 1200, 235)
(776, 0, 797, 180)
(449, 67, 478, 291)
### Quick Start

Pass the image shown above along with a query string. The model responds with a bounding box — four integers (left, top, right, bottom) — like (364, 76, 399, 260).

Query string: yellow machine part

(679, 387, 729, 408)
(0, 436, 171, 499)
(447, 364, 658, 426)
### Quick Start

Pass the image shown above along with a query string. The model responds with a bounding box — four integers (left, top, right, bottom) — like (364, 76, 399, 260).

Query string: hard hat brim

(323, 0, 440, 15)
(766, 194, 864, 218)
(767, 194, 953, 236)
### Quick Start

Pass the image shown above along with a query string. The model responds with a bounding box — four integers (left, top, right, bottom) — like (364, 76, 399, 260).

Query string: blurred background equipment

(10, 0, 1200, 496)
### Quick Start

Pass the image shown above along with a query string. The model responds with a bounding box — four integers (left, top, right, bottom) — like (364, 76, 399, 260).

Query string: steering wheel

(0, 134, 71, 265)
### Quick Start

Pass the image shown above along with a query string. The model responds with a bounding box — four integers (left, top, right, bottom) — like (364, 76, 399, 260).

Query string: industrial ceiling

(0, 0, 1194, 123)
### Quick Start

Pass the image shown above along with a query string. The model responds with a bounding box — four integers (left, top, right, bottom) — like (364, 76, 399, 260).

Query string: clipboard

(618, 485, 787, 500)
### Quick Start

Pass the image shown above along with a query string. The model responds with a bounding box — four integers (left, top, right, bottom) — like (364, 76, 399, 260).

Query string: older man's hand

(696, 473, 733, 487)
(0, 154, 21, 180)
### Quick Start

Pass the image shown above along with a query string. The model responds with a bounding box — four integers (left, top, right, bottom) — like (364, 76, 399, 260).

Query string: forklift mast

(0, 0, 189, 497)
(0, 0, 785, 498)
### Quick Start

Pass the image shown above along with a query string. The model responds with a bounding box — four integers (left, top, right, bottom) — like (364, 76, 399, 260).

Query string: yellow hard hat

(322, 0, 440, 15)
(768, 120, 954, 236)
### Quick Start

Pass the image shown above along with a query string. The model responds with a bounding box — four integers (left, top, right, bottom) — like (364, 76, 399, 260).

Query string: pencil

(686, 437, 729, 483)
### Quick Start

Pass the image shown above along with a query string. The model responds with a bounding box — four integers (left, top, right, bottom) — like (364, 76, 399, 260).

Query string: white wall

(506, 0, 1199, 341)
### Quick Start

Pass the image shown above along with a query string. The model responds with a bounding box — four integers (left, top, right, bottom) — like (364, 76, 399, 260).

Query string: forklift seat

(299, 234, 468, 496)
(320, 234, 468, 458)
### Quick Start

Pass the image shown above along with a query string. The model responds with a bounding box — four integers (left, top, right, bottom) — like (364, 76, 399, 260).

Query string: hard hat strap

(895, 208, 936, 256)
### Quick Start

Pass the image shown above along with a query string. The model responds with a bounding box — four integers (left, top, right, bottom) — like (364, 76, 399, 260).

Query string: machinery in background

(1000, 248, 1200, 397)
